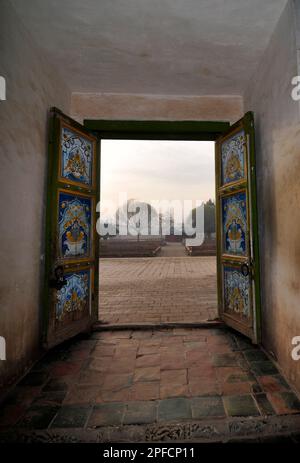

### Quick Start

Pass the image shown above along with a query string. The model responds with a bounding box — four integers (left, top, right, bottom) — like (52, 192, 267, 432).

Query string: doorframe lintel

(83, 119, 230, 141)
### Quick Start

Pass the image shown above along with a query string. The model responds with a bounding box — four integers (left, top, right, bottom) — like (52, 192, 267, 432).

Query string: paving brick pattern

(99, 256, 218, 324)
(159, 243, 188, 257)
(1, 327, 300, 438)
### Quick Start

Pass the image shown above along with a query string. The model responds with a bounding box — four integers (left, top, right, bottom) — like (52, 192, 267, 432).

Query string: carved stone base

(1, 415, 300, 443)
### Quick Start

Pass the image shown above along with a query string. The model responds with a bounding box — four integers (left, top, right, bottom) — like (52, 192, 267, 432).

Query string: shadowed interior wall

(0, 0, 71, 393)
(244, 0, 300, 391)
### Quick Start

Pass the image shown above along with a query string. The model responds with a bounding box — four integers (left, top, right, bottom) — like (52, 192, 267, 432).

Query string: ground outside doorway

(1, 326, 300, 443)
(99, 251, 218, 326)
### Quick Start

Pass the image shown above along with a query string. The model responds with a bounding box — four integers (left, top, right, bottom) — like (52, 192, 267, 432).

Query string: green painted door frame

(83, 119, 230, 324)
(83, 120, 230, 141)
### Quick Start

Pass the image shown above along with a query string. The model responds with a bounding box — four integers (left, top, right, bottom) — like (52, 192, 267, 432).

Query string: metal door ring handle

(50, 265, 67, 290)
(241, 263, 250, 277)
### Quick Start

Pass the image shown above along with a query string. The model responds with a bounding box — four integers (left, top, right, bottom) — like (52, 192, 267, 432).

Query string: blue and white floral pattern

(224, 266, 250, 317)
(56, 269, 90, 319)
(58, 192, 92, 259)
(222, 191, 247, 256)
(61, 126, 93, 186)
(221, 130, 246, 186)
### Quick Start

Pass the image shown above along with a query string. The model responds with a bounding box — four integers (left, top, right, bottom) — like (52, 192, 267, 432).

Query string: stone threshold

(1, 414, 300, 443)
(93, 320, 224, 331)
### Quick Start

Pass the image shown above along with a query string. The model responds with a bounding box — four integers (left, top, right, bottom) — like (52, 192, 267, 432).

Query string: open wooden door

(44, 108, 100, 348)
(215, 112, 261, 343)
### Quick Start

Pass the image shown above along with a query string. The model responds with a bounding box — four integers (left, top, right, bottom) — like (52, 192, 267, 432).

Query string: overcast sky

(100, 139, 215, 218)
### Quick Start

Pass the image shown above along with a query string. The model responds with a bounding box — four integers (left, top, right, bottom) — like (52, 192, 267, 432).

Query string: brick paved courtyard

(1, 327, 300, 442)
(99, 256, 218, 325)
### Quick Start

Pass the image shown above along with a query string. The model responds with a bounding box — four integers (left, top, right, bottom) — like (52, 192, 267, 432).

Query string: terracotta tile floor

(1, 327, 300, 442)
(99, 256, 218, 324)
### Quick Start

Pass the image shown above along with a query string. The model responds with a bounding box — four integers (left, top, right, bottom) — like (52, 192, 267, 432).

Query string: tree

(203, 199, 215, 238)
(186, 199, 215, 240)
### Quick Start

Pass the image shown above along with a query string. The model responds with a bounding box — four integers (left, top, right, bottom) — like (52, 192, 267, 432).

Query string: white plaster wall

(71, 93, 243, 125)
(0, 0, 71, 392)
(244, 0, 300, 392)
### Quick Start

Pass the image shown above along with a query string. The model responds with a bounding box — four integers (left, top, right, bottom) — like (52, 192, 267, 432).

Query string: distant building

(115, 199, 162, 239)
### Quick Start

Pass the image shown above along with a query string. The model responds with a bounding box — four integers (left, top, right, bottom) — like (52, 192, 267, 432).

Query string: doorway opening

(98, 139, 218, 326)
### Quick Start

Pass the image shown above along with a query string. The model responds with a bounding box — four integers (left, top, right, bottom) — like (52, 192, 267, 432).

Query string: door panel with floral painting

(215, 112, 261, 343)
(44, 108, 99, 348)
